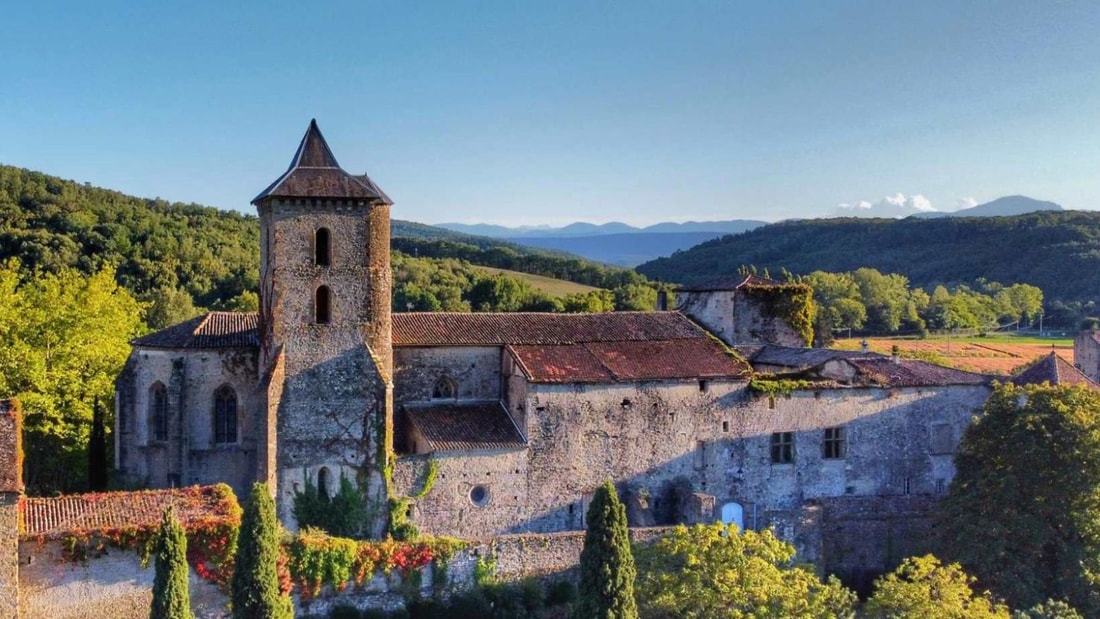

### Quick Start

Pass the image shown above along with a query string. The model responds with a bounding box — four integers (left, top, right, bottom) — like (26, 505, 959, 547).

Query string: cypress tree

(150, 506, 193, 619)
(88, 396, 108, 490)
(573, 480, 638, 619)
(232, 483, 293, 619)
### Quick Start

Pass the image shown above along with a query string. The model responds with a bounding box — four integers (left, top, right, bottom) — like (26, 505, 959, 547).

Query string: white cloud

(955, 196, 979, 211)
(833, 193, 940, 218)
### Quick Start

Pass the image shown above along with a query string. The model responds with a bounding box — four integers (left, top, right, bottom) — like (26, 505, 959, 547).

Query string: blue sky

(2, 1, 1099, 225)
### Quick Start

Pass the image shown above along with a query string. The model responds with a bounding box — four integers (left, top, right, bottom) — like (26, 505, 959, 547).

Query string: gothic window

(770, 431, 794, 464)
(213, 385, 238, 445)
(315, 228, 331, 266)
(315, 285, 332, 324)
(823, 426, 846, 459)
(149, 382, 168, 442)
(431, 376, 457, 400)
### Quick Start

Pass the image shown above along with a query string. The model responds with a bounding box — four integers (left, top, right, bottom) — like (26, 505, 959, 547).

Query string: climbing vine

(55, 484, 241, 587)
(286, 527, 466, 599)
(740, 282, 815, 346)
(748, 375, 825, 398)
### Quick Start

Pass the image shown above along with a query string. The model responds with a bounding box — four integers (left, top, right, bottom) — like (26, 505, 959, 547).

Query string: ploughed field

(831, 336, 1074, 375)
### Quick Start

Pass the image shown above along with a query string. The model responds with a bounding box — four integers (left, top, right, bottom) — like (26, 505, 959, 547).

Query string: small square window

(770, 432, 794, 464)
(823, 426, 846, 460)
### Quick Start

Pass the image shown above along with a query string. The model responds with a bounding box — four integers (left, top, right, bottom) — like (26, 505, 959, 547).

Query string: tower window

(315, 285, 332, 324)
(150, 382, 168, 442)
(315, 228, 331, 266)
(213, 385, 238, 445)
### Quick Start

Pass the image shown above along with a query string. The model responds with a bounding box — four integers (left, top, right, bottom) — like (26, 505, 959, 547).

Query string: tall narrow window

(315, 285, 332, 324)
(770, 431, 794, 464)
(214, 385, 238, 445)
(150, 382, 168, 442)
(823, 426, 846, 459)
(315, 228, 331, 266)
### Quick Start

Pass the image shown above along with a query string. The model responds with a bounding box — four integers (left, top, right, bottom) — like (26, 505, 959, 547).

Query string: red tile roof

(510, 339, 751, 383)
(133, 312, 259, 349)
(1011, 352, 1098, 389)
(22, 485, 240, 539)
(404, 401, 525, 452)
(849, 358, 991, 388)
(393, 311, 705, 346)
(252, 120, 392, 204)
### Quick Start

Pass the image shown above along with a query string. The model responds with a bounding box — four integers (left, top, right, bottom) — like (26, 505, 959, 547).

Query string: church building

(115, 121, 997, 575)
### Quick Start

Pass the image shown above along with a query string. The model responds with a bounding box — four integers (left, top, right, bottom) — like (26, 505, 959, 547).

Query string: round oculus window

(470, 484, 490, 507)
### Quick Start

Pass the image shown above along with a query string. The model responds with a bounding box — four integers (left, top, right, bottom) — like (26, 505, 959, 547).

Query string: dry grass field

(469, 265, 602, 298)
(832, 336, 1075, 376)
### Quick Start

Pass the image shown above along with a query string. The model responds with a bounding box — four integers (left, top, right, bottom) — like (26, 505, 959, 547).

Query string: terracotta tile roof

(22, 485, 239, 539)
(252, 120, 392, 205)
(404, 401, 525, 452)
(133, 312, 259, 349)
(848, 358, 991, 388)
(676, 274, 779, 292)
(510, 339, 752, 384)
(1011, 352, 1098, 389)
(393, 312, 705, 346)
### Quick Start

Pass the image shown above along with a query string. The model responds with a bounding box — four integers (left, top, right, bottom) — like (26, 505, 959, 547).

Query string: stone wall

(677, 288, 806, 347)
(1075, 330, 1100, 382)
(394, 346, 503, 403)
(18, 542, 227, 619)
(114, 347, 259, 500)
(0, 400, 20, 618)
(397, 372, 987, 563)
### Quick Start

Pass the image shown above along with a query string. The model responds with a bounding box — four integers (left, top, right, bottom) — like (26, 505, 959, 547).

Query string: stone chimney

(0, 399, 22, 618)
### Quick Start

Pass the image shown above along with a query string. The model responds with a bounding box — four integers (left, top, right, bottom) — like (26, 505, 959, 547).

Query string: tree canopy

(633, 522, 856, 618)
(864, 555, 1009, 619)
(573, 481, 638, 619)
(937, 383, 1100, 615)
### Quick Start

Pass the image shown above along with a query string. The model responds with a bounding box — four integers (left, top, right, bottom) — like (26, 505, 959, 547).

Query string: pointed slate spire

(252, 120, 392, 205)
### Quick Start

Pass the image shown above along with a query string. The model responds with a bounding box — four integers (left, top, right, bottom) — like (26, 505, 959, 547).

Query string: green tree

(232, 483, 293, 619)
(150, 506, 194, 619)
(634, 522, 856, 618)
(0, 261, 145, 494)
(1013, 600, 1084, 619)
(937, 384, 1100, 614)
(573, 481, 637, 619)
(852, 268, 910, 333)
(864, 555, 1009, 619)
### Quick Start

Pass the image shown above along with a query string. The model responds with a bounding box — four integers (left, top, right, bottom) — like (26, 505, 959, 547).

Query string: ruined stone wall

(1075, 331, 1100, 382)
(676, 290, 736, 345)
(676, 288, 805, 347)
(394, 347, 503, 402)
(114, 347, 260, 501)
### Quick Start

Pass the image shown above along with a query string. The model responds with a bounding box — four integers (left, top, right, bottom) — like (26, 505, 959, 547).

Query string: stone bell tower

(252, 120, 393, 532)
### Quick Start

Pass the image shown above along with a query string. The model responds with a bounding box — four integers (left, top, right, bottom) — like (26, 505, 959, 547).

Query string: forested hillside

(0, 166, 658, 327)
(638, 212, 1100, 326)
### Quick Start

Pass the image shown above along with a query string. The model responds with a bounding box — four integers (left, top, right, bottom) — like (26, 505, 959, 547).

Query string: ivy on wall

(740, 282, 815, 346)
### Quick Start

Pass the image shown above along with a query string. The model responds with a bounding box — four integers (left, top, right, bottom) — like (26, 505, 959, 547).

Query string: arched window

(317, 466, 331, 501)
(213, 385, 238, 445)
(315, 228, 331, 266)
(315, 285, 332, 324)
(149, 382, 168, 442)
(432, 376, 457, 400)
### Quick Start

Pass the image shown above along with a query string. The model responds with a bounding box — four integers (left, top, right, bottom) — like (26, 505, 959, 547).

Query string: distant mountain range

(438, 196, 1065, 266)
